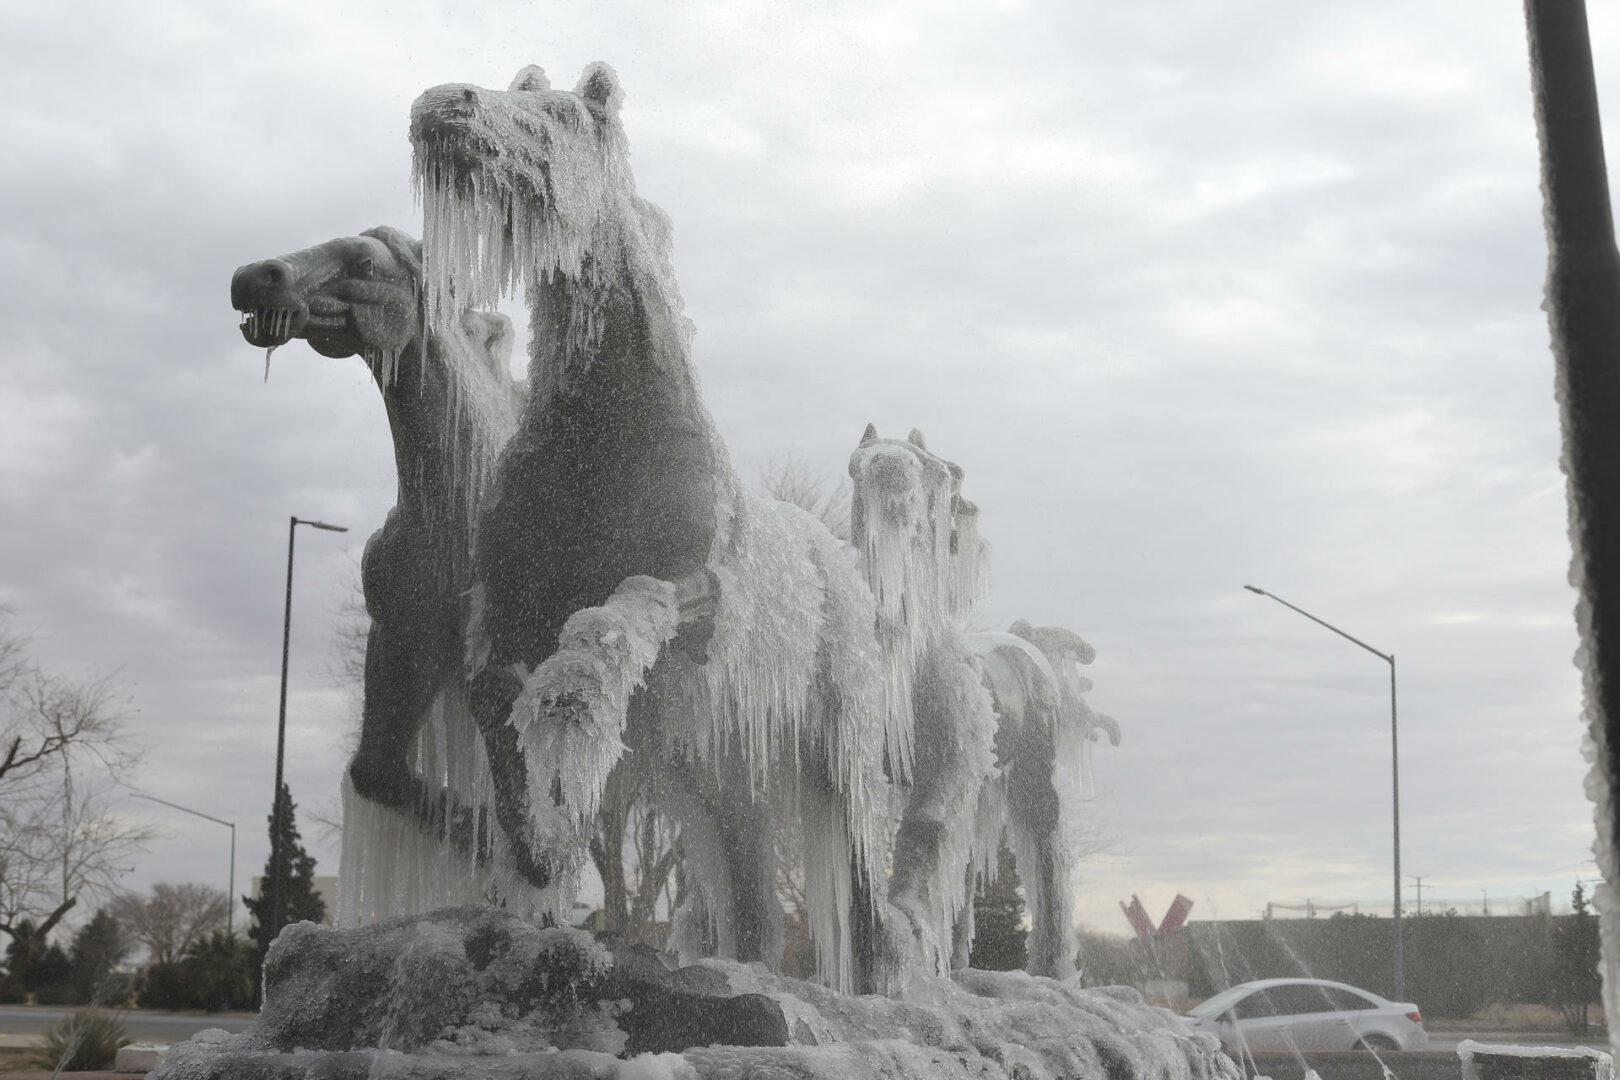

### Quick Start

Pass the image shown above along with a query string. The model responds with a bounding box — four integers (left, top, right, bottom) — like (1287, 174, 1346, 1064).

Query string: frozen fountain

(169, 62, 1235, 1080)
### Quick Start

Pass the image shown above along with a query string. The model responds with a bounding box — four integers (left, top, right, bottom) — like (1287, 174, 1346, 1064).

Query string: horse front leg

(1006, 700, 1074, 980)
(469, 570, 715, 891)
(888, 637, 998, 976)
(348, 616, 455, 824)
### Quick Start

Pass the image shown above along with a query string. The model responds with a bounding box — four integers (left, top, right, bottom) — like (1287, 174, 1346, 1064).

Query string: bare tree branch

(110, 883, 229, 966)
(0, 609, 152, 947)
(758, 452, 851, 542)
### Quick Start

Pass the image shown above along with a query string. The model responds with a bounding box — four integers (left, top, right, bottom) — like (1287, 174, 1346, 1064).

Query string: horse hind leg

(348, 618, 450, 819)
(469, 662, 552, 888)
(713, 761, 783, 967)
(1006, 706, 1075, 979)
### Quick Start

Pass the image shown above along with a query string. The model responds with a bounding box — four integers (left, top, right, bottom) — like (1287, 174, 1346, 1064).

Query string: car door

(1321, 986, 1384, 1047)
(1226, 988, 1293, 1052)
(1268, 984, 1355, 1050)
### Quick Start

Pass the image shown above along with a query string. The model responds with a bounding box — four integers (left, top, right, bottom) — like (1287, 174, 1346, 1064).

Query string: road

(0, 1005, 254, 1046)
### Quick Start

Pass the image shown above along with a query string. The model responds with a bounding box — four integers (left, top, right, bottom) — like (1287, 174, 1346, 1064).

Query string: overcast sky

(0, 0, 1608, 940)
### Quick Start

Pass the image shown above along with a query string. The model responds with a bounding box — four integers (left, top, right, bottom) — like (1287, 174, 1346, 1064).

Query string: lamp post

(1243, 585, 1403, 999)
(130, 793, 237, 936)
(269, 516, 347, 944)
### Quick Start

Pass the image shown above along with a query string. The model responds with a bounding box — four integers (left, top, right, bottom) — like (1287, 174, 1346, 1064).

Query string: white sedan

(1182, 978, 1429, 1053)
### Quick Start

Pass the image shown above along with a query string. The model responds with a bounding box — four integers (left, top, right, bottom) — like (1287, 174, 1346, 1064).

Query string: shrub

(138, 961, 189, 1010)
(92, 971, 140, 1009)
(136, 934, 256, 1011)
(1548, 883, 1602, 1035)
(24, 1009, 129, 1072)
(35, 982, 85, 1006)
(182, 931, 255, 1012)
(70, 909, 128, 1002)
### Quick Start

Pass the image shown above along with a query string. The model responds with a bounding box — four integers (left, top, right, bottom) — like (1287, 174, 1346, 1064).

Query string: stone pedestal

(150, 908, 1236, 1080)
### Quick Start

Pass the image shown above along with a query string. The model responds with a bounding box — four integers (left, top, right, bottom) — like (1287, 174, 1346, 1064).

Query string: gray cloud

(0, 0, 1597, 937)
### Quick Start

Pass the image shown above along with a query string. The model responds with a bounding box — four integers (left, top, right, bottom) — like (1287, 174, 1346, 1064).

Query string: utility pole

(1407, 876, 1426, 917)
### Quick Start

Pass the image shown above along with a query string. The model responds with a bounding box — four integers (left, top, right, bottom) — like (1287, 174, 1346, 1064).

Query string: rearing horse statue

(410, 63, 909, 994)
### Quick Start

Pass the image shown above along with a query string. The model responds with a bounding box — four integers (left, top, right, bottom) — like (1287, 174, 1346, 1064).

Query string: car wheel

(1356, 1034, 1399, 1052)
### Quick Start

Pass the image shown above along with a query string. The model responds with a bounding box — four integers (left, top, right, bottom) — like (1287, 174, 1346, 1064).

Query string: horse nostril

(260, 262, 291, 288)
(462, 88, 478, 104)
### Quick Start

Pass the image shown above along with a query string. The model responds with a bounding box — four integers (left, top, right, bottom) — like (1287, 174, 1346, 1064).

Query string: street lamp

(130, 792, 237, 936)
(1243, 584, 1404, 999)
(270, 516, 347, 944)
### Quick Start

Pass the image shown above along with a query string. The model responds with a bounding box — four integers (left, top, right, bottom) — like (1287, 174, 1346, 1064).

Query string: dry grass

(1424, 1003, 1605, 1034)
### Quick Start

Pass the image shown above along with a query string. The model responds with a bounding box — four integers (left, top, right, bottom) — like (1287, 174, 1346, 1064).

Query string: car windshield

(1187, 986, 1254, 1018)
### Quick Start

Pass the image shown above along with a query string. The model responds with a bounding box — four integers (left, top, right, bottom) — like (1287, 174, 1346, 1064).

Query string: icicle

(508, 575, 681, 845)
(263, 343, 277, 382)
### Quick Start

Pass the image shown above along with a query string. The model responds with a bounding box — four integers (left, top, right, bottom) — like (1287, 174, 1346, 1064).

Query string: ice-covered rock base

(149, 908, 1235, 1080)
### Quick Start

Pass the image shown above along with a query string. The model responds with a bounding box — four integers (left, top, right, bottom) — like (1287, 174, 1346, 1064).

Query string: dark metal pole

(1524, 3, 1620, 987)
(270, 514, 296, 945)
(1391, 655, 1403, 999)
(267, 516, 347, 949)
(1244, 586, 1403, 998)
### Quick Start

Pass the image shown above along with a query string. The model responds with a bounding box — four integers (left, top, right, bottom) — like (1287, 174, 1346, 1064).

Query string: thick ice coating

(407, 62, 903, 994)
(849, 425, 1116, 982)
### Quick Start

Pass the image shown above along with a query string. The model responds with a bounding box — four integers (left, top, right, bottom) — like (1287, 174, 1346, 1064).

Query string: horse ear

(860, 423, 879, 446)
(576, 62, 624, 113)
(509, 65, 551, 92)
(908, 428, 927, 449)
(360, 226, 422, 283)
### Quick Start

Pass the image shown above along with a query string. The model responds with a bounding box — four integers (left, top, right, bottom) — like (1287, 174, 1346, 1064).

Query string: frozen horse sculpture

(848, 424, 994, 978)
(230, 229, 522, 880)
(170, 65, 1234, 1080)
(848, 425, 1117, 979)
(960, 621, 1115, 978)
(409, 64, 906, 994)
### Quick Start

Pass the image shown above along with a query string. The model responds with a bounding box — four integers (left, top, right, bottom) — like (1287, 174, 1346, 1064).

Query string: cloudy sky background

(0, 0, 1606, 939)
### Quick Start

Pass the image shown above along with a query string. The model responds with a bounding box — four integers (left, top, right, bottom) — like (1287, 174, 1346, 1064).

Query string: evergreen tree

(1, 919, 71, 999)
(969, 839, 1028, 971)
(69, 909, 128, 1003)
(1548, 881, 1602, 1035)
(1, 918, 40, 996)
(181, 930, 256, 1012)
(244, 783, 325, 967)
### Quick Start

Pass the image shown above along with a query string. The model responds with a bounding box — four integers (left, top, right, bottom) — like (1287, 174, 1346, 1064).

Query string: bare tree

(110, 883, 229, 966)
(305, 569, 369, 844)
(588, 767, 680, 943)
(327, 565, 370, 695)
(0, 610, 152, 959)
(758, 452, 851, 542)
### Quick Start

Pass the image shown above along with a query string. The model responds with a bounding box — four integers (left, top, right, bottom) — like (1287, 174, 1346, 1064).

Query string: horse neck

(524, 231, 703, 411)
(380, 328, 508, 565)
(378, 335, 440, 517)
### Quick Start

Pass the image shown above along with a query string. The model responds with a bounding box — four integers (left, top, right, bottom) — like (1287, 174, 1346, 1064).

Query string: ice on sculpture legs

(504, 575, 683, 903)
(887, 634, 998, 977)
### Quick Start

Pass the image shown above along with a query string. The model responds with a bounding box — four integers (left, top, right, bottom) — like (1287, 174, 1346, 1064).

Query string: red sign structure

(1119, 893, 1194, 941)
